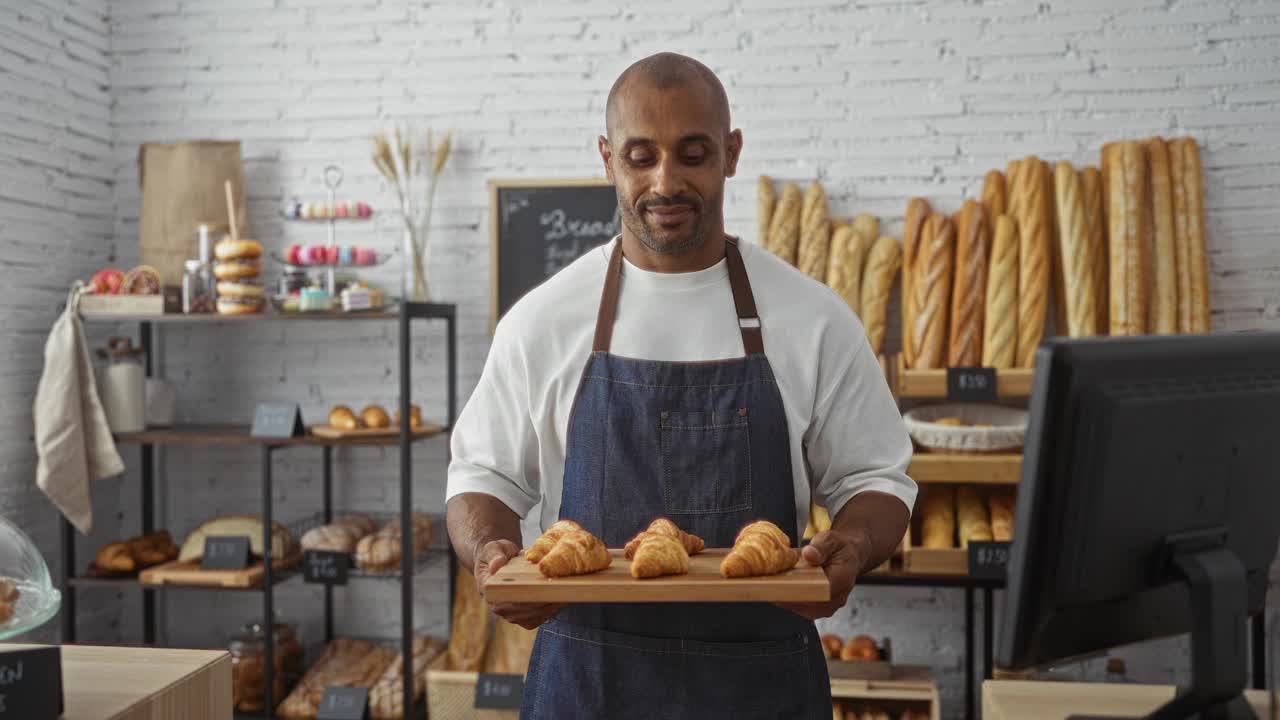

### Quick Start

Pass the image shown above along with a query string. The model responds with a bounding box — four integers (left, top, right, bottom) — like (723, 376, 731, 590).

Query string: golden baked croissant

(538, 529, 612, 578)
(525, 519, 583, 563)
(630, 533, 690, 579)
(720, 520, 799, 578)
(623, 518, 705, 559)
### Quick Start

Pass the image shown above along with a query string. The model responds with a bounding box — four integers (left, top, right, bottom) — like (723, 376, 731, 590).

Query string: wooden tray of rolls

(484, 549, 828, 604)
(309, 422, 443, 439)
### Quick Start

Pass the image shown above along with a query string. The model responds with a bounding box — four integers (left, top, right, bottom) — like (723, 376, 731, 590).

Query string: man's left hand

(777, 529, 868, 620)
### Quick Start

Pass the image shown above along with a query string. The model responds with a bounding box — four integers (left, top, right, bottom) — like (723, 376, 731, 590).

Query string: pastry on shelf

(538, 529, 611, 578)
(177, 515, 296, 563)
(840, 635, 880, 662)
(394, 403, 423, 429)
(277, 638, 396, 719)
(354, 514, 433, 571)
(623, 518, 704, 559)
(720, 520, 799, 578)
(93, 530, 179, 574)
(525, 519, 583, 564)
(328, 405, 361, 430)
(0, 578, 18, 624)
(368, 635, 447, 720)
(361, 405, 391, 429)
(821, 634, 844, 659)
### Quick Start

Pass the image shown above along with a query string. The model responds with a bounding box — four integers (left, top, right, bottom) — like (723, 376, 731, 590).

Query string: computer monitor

(997, 333, 1280, 720)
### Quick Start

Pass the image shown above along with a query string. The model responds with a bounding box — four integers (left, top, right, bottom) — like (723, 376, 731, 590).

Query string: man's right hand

(474, 539, 564, 630)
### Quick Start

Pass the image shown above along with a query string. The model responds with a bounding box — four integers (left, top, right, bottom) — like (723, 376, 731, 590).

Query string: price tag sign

(251, 402, 304, 438)
(317, 687, 368, 720)
(968, 541, 1012, 580)
(201, 536, 251, 571)
(0, 646, 63, 719)
(474, 673, 524, 710)
(947, 367, 998, 403)
(303, 550, 349, 585)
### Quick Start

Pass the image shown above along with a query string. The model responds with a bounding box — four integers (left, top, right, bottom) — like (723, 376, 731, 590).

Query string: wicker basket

(902, 403, 1027, 453)
(426, 654, 521, 720)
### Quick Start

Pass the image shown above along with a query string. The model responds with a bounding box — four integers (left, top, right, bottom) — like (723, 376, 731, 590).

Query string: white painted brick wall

(0, 0, 126, 645)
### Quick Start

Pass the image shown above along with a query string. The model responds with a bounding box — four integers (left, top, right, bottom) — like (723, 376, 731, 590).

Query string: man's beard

(619, 192, 714, 255)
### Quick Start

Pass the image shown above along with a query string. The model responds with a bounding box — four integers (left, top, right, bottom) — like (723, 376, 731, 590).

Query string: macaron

(335, 203, 349, 218)
(338, 246, 353, 266)
(324, 245, 340, 265)
(286, 244, 303, 265)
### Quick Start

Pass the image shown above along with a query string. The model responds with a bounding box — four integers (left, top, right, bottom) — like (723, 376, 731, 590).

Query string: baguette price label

(947, 367, 998, 402)
(317, 687, 368, 720)
(968, 541, 1012, 580)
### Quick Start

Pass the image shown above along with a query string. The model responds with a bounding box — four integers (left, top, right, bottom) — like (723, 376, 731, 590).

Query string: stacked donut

(214, 239, 265, 315)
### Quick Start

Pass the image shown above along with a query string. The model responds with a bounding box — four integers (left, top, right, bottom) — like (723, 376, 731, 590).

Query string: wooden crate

(830, 664, 941, 720)
(902, 506, 968, 576)
(80, 293, 166, 317)
(426, 654, 520, 720)
(893, 354, 1035, 399)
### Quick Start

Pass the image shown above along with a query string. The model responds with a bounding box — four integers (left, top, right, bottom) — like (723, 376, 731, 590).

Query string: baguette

(957, 486, 993, 550)
(798, 181, 831, 280)
(910, 214, 955, 369)
(920, 486, 955, 549)
(948, 200, 989, 366)
(1080, 166, 1109, 334)
(901, 197, 932, 367)
(1053, 161, 1098, 337)
(988, 490, 1015, 542)
(852, 213, 880, 248)
(860, 235, 902, 356)
(982, 170, 1007, 219)
(982, 214, 1018, 368)
(1146, 138, 1178, 334)
(1171, 137, 1208, 332)
(1015, 156, 1050, 366)
(757, 176, 775, 248)
(766, 183, 802, 265)
(826, 226, 873, 316)
(1006, 160, 1025, 220)
(1106, 141, 1150, 336)
(1046, 159, 1069, 335)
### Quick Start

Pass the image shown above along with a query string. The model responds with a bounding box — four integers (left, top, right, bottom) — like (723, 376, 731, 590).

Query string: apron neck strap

(592, 237, 765, 356)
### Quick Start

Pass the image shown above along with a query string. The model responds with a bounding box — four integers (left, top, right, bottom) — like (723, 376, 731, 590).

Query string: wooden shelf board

(908, 453, 1022, 484)
(895, 365, 1035, 399)
(113, 423, 445, 447)
(80, 309, 401, 323)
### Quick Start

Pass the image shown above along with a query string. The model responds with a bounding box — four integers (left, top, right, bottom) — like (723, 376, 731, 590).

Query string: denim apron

(520, 238, 830, 719)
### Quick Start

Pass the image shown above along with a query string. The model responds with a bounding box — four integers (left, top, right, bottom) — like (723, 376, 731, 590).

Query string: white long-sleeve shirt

(447, 238, 916, 540)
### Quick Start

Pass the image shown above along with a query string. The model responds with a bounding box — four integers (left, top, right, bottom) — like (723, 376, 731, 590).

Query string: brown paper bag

(138, 140, 249, 287)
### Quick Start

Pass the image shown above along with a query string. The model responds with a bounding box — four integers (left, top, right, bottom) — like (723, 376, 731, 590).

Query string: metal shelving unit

(62, 302, 457, 719)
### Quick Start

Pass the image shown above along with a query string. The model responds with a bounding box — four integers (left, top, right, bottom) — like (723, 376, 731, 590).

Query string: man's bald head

(606, 52, 730, 139)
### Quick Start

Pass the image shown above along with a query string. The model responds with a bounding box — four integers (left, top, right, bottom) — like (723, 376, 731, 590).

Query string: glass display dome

(0, 515, 61, 640)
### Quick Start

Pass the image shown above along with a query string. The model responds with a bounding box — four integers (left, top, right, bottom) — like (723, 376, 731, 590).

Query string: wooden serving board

(484, 548, 828, 603)
(309, 422, 443, 439)
(139, 550, 300, 588)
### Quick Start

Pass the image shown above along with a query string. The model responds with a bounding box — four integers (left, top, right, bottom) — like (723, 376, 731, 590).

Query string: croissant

(623, 518, 705, 559)
(720, 520, 799, 578)
(538, 529, 612, 578)
(525, 519, 583, 563)
(630, 534, 690, 579)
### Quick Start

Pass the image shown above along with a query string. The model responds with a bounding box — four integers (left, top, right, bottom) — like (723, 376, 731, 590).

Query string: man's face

(600, 81, 742, 255)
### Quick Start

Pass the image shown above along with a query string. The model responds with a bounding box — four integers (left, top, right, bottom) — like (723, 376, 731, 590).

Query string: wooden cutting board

(484, 549, 828, 603)
(309, 422, 443, 439)
(139, 550, 300, 588)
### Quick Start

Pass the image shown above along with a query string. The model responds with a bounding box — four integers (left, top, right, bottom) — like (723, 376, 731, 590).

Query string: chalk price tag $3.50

(303, 550, 349, 586)
(317, 687, 368, 720)
(968, 541, 1011, 580)
(947, 367, 998, 403)
(474, 673, 524, 710)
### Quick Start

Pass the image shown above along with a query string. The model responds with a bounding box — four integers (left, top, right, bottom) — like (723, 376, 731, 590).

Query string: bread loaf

(989, 490, 1015, 542)
(1080, 166, 1109, 334)
(1053, 161, 1098, 337)
(368, 636, 446, 720)
(766, 182, 802, 265)
(920, 486, 955, 549)
(957, 486, 993, 549)
(757, 176, 775, 248)
(1015, 156, 1051, 366)
(910, 214, 955, 369)
(1006, 160, 1025, 220)
(982, 170, 1007, 218)
(852, 213, 880, 247)
(901, 198, 931, 368)
(178, 515, 295, 563)
(826, 226, 873, 317)
(301, 523, 361, 553)
(798, 181, 831, 279)
(1106, 141, 1150, 336)
(1170, 137, 1208, 332)
(982, 214, 1018, 369)
(948, 200, 989, 366)
(446, 566, 489, 672)
(1146, 138, 1178, 334)
(860, 236, 902, 356)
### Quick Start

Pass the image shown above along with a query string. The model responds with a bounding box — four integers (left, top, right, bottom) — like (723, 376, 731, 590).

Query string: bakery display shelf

(907, 452, 1022, 484)
(113, 422, 447, 447)
(892, 355, 1035, 399)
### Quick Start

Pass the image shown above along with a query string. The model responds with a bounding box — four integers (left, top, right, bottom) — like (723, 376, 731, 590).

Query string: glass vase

(402, 225, 430, 302)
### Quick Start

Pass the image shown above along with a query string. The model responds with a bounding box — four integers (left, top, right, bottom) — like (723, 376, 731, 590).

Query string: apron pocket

(659, 409, 753, 515)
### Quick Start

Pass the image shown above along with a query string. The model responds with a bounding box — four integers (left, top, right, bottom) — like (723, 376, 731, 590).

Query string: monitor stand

(1070, 534, 1257, 720)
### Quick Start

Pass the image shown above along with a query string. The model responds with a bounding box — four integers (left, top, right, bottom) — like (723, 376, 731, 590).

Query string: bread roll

(982, 170, 1007, 219)
(361, 405, 391, 429)
(1106, 141, 1150, 336)
(957, 486, 993, 549)
(1080, 166, 1109, 334)
(826, 226, 873, 317)
(329, 405, 360, 430)
(301, 524, 360, 553)
(920, 486, 955, 549)
(1170, 137, 1208, 332)
(982, 215, 1018, 369)
(910, 214, 955, 369)
(1054, 161, 1098, 337)
(860, 236, 902, 356)
(1146, 138, 1178, 334)
(948, 200, 988, 366)
(901, 198, 931, 367)
(852, 213, 879, 247)
(757, 176, 775, 247)
(1015, 156, 1050, 366)
(766, 182, 802, 265)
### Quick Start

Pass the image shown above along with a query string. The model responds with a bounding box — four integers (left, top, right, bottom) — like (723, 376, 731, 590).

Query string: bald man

(447, 53, 915, 719)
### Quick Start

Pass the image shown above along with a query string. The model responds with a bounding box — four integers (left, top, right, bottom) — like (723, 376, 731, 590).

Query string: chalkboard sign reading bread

(489, 178, 619, 330)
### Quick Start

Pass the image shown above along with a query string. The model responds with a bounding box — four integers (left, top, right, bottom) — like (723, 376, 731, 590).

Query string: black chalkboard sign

(489, 179, 619, 330)
(947, 367, 998, 403)
(303, 550, 349, 585)
(968, 540, 1012, 580)
(251, 402, 304, 438)
(0, 646, 63, 719)
(474, 673, 524, 709)
(317, 687, 368, 720)
(201, 536, 251, 571)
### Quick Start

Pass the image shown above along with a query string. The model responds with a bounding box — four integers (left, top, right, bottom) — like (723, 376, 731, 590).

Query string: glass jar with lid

(228, 620, 303, 712)
(182, 259, 215, 313)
